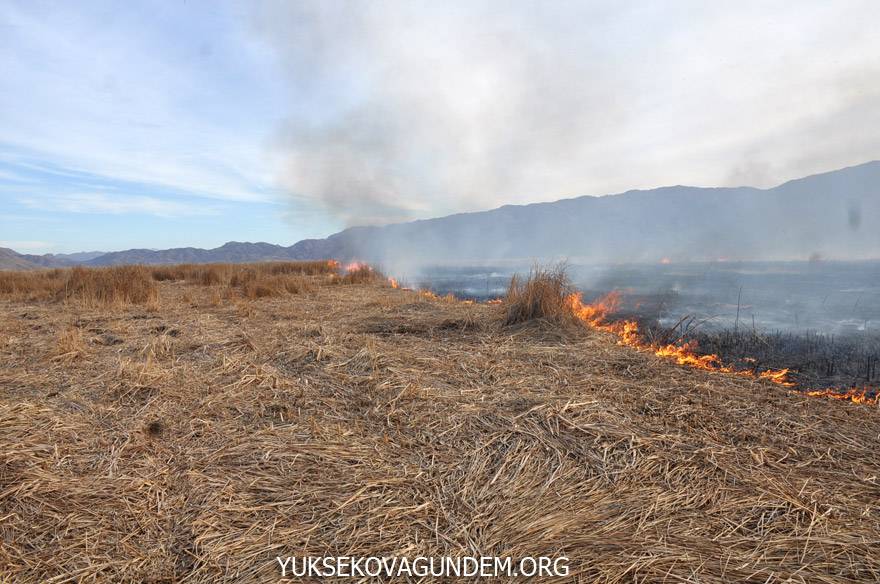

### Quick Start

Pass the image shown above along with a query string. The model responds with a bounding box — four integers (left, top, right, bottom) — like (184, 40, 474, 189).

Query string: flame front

(564, 291, 796, 386)
(344, 261, 370, 272)
(806, 387, 878, 405)
(374, 265, 876, 408)
(563, 291, 880, 405)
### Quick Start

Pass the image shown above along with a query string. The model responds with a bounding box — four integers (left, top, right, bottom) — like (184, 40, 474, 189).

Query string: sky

(1, 0, 878, 254)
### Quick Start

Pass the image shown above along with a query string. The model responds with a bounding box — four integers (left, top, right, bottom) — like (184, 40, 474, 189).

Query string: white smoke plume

(253, 1, 880, 227)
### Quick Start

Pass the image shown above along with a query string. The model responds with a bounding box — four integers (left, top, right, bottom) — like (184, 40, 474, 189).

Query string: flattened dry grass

(52, 325, 88, 362)
(1, 270, 879, 583)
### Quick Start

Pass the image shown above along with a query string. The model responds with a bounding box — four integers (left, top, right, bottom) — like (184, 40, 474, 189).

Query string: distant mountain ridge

(2, 161, 879, 270)
(0, 248, 45, 270)
(48, 251, 106, 263)
(85, 241, 301, 267)
(301, 160, 880, 266)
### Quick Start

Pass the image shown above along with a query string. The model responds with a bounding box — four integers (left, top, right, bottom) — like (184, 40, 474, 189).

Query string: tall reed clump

(0, 269, 68, 300)
(150, 261, 337, 286)
(259, 261, 337, 276)
(60, 266, 159, 307)
(0, 260, 335, 307)
(502, 264, 578, 326)
(239, 274, 313, 299)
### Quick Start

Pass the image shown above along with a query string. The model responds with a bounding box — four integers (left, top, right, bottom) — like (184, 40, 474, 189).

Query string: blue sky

(2, 1, 879, 253)
(1, 1, 327, 253)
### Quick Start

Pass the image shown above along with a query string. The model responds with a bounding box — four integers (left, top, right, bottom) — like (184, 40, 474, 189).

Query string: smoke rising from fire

(255, 1, 880, 232)
(258, 2, 631, 226)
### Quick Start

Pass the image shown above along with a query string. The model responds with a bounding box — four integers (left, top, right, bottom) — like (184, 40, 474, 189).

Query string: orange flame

(565, 291, 880, 406)
(565, 291, 795, 386)
(344, 261, 370, 272)
(805, 387, 878, 406)
(379, 276, 875, 407)
(387, 277, 399, 289)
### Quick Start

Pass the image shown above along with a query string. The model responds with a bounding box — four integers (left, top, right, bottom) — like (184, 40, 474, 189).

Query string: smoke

(255, 1, 641, 226)
(253, 1, 880, 238)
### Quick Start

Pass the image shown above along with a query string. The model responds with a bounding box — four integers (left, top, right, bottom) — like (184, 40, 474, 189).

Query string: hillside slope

(0, 248, 73, 270)
(0, 248, 76, 270)
(86, 241, 299, 266)
(293, 160, 880, 264)
(6, 161, 879, 269)
(1, 275, 878, 582)
(0, 248, 40, 270)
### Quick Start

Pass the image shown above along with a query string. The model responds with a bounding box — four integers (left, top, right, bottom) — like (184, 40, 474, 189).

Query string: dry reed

(1, 268, 879, 583)
(502, 263, 578, 326)
(338, 264, 384, 285)
(0, 261, 337, 308)
(149, 260, 337, 285)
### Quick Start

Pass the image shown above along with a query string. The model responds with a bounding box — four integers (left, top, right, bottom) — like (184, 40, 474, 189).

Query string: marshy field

(1, 261, 879, 582)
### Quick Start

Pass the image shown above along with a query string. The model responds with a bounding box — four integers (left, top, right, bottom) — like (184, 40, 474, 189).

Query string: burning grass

(336, 261, 386, 285)
(500, 265, 879, 404)
(1, 263, 879, 582)
(645, 326, 880, 396)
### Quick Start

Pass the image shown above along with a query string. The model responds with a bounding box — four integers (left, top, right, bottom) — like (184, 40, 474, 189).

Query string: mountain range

(3, 161, 878, 270)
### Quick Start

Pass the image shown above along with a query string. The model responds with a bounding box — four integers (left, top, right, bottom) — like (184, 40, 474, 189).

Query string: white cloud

(20, 193, 219, 218)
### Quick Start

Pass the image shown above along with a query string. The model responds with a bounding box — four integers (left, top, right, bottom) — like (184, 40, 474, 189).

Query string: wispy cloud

(0, 2, 287, 206)
(0, 167, 35, 183)
(20, 193, 220, 218)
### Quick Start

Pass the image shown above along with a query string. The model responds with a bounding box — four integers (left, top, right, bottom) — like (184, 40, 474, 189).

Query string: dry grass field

(1, 262, 879, 582)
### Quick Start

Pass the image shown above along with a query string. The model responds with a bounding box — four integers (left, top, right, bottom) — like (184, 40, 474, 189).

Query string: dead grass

(52, 325, 88, 362)
(236, 273, 314, 299)
(502, 263, 578, 326)
(0, 266, 158, 306)
(1, 267, 879, 582)
(0, 260, 336, 308)
(0, 268, 67, 300)
(148, 260, 337, 285)
(61, 265, 160, 307)
(337, 264, 385, 285)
